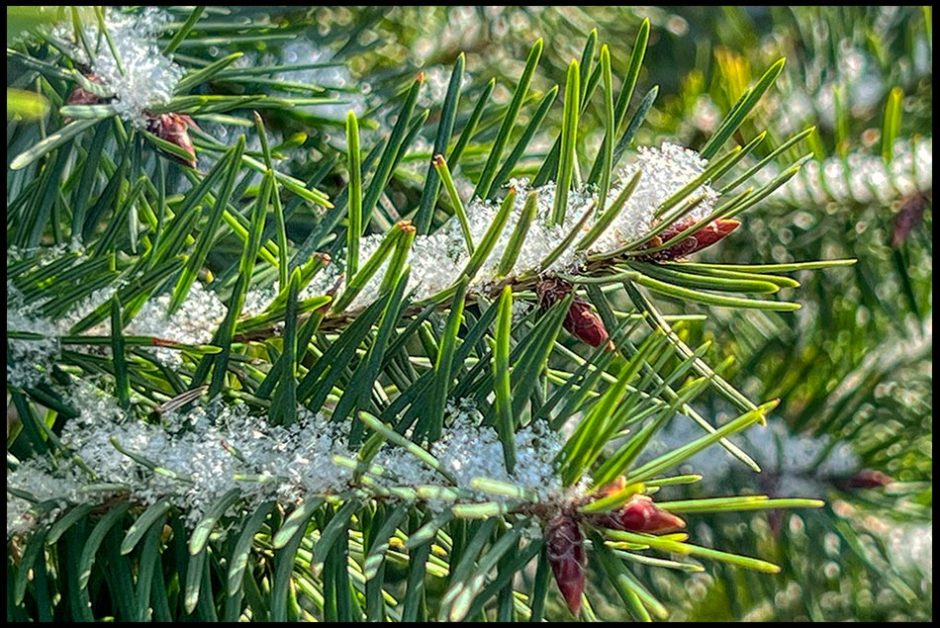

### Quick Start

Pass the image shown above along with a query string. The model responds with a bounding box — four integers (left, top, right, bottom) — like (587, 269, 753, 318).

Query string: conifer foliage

(6, 6, 927, 622)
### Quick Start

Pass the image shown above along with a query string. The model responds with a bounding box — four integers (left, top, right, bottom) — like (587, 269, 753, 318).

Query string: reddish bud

(64, 74, 107, 123)
(67, 86, 102, 107)
(845, 469, 894, 489)
(68, 73, 105, 104)
(564, 300, 610, 348)
(654, 216, 697, 243)
(546, 513, 586, 615)
(147, 112, 198, 168)
(892, 193, 927, 247)
(639, 218, 741, 261)
(589, 494, 686, 534)
(536, 278, 611, 348)
(536, 277, 573, 309)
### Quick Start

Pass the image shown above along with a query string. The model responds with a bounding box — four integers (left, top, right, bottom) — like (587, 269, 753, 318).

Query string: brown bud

(69, 73, 105, 103)
(67, 86, 102, 107)
(147, 112, 198, 168)
(564, 299, 610, 348)
(536, 278, 610, 348)
(65, 74, 107, 123)
(546, 513, 586, 615)
(656, 216, 697, 242)
(589, 494, 686, 534)
(639, 218, 741, 261)
(535, 277, 573, 311)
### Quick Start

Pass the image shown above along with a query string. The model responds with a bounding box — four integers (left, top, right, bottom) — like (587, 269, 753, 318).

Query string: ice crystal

(6, 282, 60, 388)
(591, 143, 717, 251)
(6, 491, 35, 538)
(241, 283, 280, 318)
(6, 459, 85, 537)
(7, 248, 125, 387)
(6, 387, 578, 536)
(53, 7, 184, 125)
(7, 248, 231, 383)
(126, 281, 227, 367)
(5, 382, 354, 533)
(373, 400, 573, 507)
